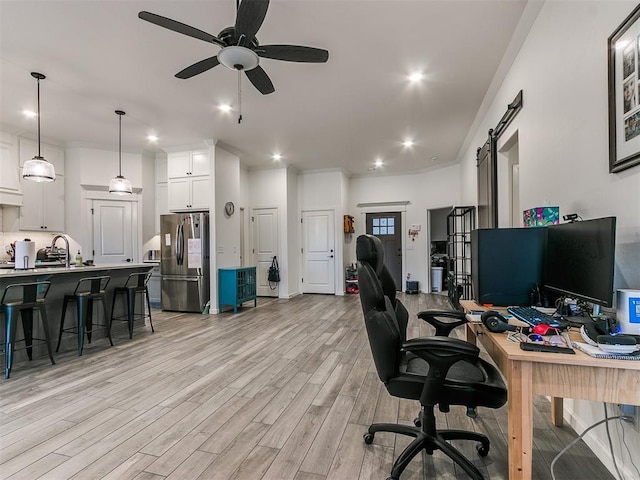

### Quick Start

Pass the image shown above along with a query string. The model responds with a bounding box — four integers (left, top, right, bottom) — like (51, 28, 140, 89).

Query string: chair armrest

(403, 336, 481, 407)
(416, 310, 468, 336)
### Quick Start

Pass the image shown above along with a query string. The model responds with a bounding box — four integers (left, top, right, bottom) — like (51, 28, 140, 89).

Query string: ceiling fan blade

(245, 66, 275, 95)
(175, 57, 220, 79)
(138, 11, 225, 47)
(257, 45, 329, 63)
(235, 0, 269, 45)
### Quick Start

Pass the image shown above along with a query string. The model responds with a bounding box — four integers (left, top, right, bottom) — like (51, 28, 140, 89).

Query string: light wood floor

(0, 293, 614, 479)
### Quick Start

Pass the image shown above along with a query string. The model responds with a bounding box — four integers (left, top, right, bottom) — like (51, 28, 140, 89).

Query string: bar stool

(110, 272, 154, 339)
(57, 276, 112, 356)
(1, 281, 55, 379)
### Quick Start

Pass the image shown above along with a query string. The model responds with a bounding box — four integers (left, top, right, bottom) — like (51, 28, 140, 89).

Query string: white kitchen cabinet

(19, 173, 65, 231)
(168, 176, 210, 211)
(0, 138, 22, 206)
(167, 150, 209, 178)
(147, 264, 161, 306)
(156, 182, 168, 233)
(167, 149, 210, 211)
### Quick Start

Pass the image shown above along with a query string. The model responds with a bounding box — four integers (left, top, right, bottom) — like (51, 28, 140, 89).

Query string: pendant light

(109, 110, 132, 195)
(22, 72, 56, 182)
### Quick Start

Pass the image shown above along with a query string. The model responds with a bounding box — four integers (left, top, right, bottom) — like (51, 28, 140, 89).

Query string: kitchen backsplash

(1, 212, 80, 260)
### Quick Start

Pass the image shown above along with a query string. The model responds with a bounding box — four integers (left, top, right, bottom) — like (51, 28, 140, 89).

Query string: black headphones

(481, 310, 517, 333)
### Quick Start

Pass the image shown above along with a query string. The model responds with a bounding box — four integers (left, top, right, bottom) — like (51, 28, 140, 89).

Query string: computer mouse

(532, 324, 557, 335)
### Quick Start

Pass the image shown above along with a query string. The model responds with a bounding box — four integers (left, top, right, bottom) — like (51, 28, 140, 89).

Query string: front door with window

(366, 212, 402, 289)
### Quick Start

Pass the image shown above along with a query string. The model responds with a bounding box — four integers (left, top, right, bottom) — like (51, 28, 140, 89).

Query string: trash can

(431, 267, 444, 292)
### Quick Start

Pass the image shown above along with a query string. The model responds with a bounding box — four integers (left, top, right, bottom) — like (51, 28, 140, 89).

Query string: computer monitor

(543, 216, 616, 307)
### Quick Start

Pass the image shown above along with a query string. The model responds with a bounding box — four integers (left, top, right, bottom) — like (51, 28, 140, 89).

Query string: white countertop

(0, 263, 153, 278)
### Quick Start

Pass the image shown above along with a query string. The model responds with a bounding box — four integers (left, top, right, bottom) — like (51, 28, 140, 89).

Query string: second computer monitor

(471, 227, 546, 307)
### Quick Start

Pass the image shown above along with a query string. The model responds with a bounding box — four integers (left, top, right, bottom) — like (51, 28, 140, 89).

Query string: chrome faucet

(51, 234, 70, 268)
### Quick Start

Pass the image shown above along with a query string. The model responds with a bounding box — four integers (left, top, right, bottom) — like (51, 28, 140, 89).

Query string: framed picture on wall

(608, 4, 640, 173)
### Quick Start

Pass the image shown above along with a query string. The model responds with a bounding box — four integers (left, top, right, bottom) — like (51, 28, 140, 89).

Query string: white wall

(458, 1, 640, 476)
(287, 167, 299, 297)
(298, 170, 347, 294)
(248, 167, 289, 297)
(348, 165, 461, 290)
(214, 146, 241, 268)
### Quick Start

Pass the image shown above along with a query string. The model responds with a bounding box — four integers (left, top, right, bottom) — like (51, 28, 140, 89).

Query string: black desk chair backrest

(356, 233, 409, 343)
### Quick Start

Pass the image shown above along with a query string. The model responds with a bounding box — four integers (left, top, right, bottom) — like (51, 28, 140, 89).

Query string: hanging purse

(268, 256, 280, 288)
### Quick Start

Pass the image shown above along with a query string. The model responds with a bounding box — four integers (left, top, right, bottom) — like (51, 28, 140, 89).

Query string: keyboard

(507, 306, 570, 330)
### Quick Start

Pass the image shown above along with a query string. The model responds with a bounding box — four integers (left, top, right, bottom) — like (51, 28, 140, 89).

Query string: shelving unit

(345, 265, 358, 294)
(446, 206, 475, 306)
(218, 266, 257, 313)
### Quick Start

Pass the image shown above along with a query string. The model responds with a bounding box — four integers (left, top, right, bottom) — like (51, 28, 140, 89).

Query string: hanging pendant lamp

(109, 110, 132, 195)
(22, 72, 56, 182)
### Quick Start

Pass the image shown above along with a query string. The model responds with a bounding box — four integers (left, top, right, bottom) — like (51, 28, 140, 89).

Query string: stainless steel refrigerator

(160, 213, 210, 312)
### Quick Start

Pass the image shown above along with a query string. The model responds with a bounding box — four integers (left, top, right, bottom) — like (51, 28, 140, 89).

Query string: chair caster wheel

(476, 443, 490, 457)
(363, 433, 375, 444)
(413, 417, 421, 427)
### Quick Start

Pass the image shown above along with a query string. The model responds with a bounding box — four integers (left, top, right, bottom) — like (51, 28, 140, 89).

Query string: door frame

(300, 208, 337, 295)
(359, 204, 408, 291)
(250, 205, 280, 297)
(84, 190, 141, 263)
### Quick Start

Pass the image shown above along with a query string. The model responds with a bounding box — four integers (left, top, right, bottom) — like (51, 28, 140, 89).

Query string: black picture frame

(608, 4, 640, 173)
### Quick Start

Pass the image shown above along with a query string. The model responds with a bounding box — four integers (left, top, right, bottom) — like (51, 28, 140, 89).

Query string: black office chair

(357, 233, 483, 421)
(356, 234, 507, 480)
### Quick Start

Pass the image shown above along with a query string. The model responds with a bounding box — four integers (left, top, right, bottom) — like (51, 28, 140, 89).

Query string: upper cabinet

(0, 136, 22, 206)
(167, 150, 210, 211)
(18, 138, 65, 231)
(19, 174, 65, 231)
(167, 150, 209, 178)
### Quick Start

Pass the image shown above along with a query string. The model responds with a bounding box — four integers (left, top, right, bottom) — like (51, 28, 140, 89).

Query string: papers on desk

(466, 313, 483, 324)
(572, 342, 640, 360)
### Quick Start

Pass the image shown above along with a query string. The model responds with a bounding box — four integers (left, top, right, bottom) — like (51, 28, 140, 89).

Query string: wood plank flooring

(0, 293, 615, 479)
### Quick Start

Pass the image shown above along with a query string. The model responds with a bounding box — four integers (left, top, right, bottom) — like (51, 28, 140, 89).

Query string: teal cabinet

(218, 267, 257, 313)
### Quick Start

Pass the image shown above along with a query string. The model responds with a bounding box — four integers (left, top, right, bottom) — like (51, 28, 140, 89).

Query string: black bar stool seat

(110, 272, 154, 339)
(1, 281, 55, 379)
(57, 276, 113, 356)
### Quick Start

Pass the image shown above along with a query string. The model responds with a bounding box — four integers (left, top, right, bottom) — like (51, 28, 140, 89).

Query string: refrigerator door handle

(176, 223, 184, 265)
(162, 275, 200, 282)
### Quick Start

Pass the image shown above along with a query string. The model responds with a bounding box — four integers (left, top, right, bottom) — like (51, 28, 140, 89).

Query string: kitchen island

(1, 263, 154, 363)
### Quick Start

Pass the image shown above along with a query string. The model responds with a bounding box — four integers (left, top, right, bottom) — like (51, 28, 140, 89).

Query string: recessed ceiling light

(374, 158, 384, 167)
(408, 72, 424, 83)
(403, 139, 414, 148)
(23, 109, 37, 118)
(218, 104, 232, 113)
(147, 134, 159, 142)
(272, 153, 282, 161)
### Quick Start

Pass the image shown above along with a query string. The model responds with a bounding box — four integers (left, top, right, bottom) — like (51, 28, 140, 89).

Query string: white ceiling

(0, 0, 528, 176)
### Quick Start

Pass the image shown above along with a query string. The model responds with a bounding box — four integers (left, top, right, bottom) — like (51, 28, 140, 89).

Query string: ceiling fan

(138, 0, 329, 95)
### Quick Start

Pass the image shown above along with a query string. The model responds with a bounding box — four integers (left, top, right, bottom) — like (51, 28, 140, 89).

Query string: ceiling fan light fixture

(109, 110, 133, 195)
(218, 46, 259, 71)
(23, 72, 56, 183)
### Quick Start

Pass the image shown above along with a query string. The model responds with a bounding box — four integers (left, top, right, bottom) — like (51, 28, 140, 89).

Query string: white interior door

(302, 210, 335, 294)
(252, 207, 279, 297)
(92, 199, 134, 264)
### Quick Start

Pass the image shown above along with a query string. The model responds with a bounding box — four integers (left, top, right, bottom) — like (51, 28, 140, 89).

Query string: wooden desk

(460, 300, 640, 480)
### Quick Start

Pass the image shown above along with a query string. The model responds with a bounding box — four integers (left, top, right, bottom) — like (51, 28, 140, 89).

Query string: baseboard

(564, 403, 636, 479)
